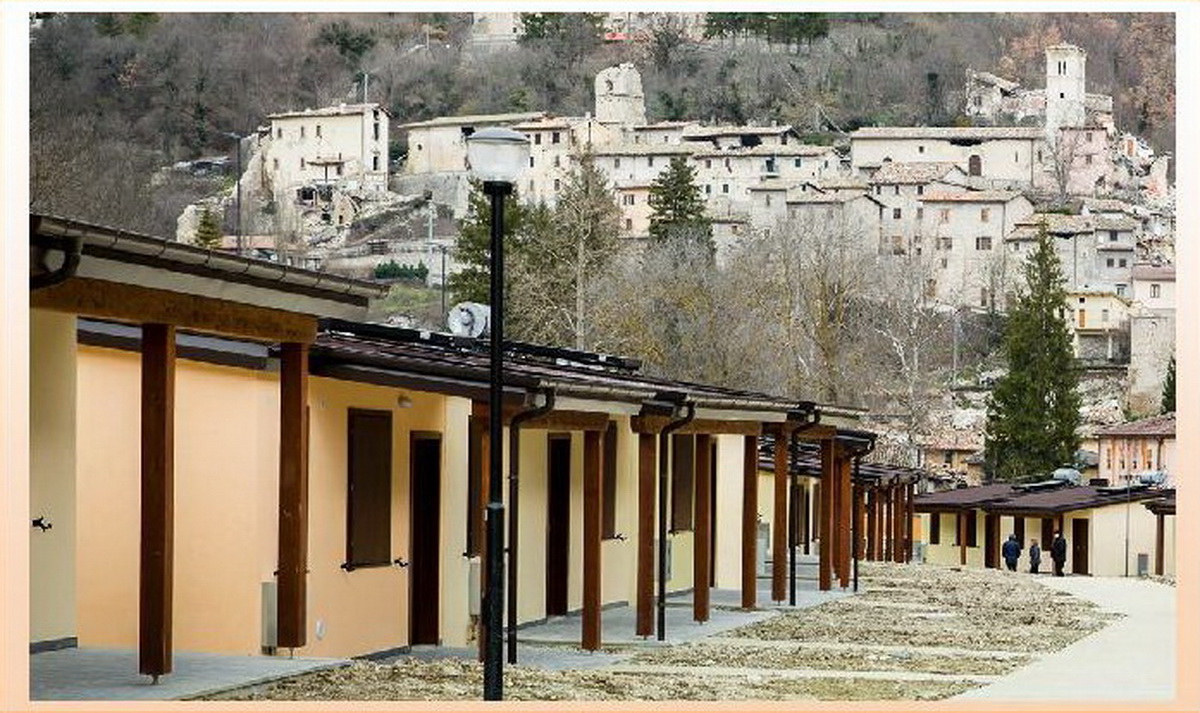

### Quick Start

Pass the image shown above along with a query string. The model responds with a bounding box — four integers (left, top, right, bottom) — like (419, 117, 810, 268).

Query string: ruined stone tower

(1044, 44, 1087, 139)
(594, 63, 646, 125)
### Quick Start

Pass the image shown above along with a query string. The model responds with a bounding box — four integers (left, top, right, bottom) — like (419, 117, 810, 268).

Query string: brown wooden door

(1071, 518, 1089, 575)
(410, 434, 442, 645)
(1041, 517, 1054, 549)
(546, 436, 572, 616)
(984, 513, 998, 568)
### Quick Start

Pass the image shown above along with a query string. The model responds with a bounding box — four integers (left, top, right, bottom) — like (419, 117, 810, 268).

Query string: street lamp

(466, 126, 529, 702)
(220, 131, 245, 256)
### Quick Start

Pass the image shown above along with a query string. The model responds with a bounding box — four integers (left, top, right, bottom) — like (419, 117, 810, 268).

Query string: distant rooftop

(921, 190, 1023, 203)
(1095, 413, 1175, 438)
(268, 103, 390, 121)
(852, 126, 1044, 141)
(869, 161, 962, 184)
(400, 111, 546, 129)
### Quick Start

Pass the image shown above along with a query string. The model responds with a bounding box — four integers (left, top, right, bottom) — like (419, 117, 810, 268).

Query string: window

(918, 145, 926, 154)
(965, 511, 978, 547)
(276, 127, 283, 139)
(534, 133, 542, 145)
(315, 124, 322, 138)
(273, 158, 279, 170)
(373, 122, 380, 140)
(705, 159, 712, 169)
(705, 184, 711, 194)
(648, 156, 655, 167)
(980, 208, 990, 223)
(917, 185, 924, 196)
(722, 184, 729, 194)
(765, 158, 776, 173)
(939, 236, 953, 251)
(1106, 258, 1115, 268)
(372, 155, 380, 171)
(794, 158, 802, 168)
(1118, 258, 1127, 268)
(891, 235, 905, 255)
(529, 156, 535, 168)
(724, 158, 731, 169)
(552, 131, 561, 144)
(336, 164, 343, 176)
(894, 185, 900, 196)
(1102, 309, 1110, 324)
(625, 218, 632, 230)
(553, 178, 560, 191)
(875, 185, 882, 196)
(968, 154, 982, 176)
(893, 208, 902, 220)
(614, 157, 621, 168)
(553, 155, 560, 168)
(1078, 309, 1086, 328)
(1109, 230, 1119, 242)
(1038, 149, 1044, 162)
(925, 278, 937, 296)
(1086, 132, 1093, 143)
(300, 157, 305, 169)
(1085, 154, 1093, 166)
(300, 126, 305, 139)
(980, 287, 990, 307)
(930, 513, 941, 544)
(764, 194, 772, 207)
(1116, 284, 1127, 296)
(670, 434, 695, 531)
(1151, 283, 1161, 298)
(975, 236, 992, 250)
(1015, 151, 1019, 162)
(346, 409, 393, 568)
(917, 207, 924, 220)
(603, 422, 618, 539)
(940, 209, 951, 224)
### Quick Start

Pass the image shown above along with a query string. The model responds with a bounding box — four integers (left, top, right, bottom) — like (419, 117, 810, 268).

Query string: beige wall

(713, 434, 746, 590)
(76, 345, 279, 654)
(30, 309, 78, 643)
(1088, 504, 1158, 577)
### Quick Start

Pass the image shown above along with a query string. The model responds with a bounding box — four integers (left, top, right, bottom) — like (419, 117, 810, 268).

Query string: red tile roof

(1094, 413, 1175, 438)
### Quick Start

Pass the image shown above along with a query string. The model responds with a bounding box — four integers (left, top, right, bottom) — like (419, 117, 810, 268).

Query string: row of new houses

(30, 214, 922, 677)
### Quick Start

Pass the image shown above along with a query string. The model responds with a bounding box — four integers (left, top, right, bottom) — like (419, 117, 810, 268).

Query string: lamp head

(466, 127, 530, 185)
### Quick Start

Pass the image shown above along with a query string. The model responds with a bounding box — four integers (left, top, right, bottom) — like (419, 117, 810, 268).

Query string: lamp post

(221, 131, 245, 256)
(466, 127, 529, 702)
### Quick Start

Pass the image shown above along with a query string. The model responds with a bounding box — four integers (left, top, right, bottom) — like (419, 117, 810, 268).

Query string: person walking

(1002, 533, 1021, 571)
(1028, 539, 1041, 574)
(1051, 530, 1067, 576)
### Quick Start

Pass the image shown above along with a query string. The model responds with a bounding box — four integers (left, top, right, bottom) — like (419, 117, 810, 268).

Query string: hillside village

(174, 30, 1176, 483)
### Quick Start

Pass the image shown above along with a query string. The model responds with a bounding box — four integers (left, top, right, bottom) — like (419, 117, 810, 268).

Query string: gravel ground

(203, 561, 1113, 702)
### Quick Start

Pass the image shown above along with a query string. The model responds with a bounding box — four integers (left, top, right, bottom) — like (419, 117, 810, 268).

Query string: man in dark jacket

(1002, 533, 1021, 571)
(1029, 539, 1042, 574)
(1051, 531, 1068, 576)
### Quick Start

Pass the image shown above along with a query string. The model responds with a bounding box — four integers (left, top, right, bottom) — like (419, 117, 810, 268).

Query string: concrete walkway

(956, 576, 1176, 701)
(30, 648, 348, 701)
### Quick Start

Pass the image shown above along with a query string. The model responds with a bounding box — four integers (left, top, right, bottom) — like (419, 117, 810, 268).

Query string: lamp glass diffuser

(466, 127, 530, 184)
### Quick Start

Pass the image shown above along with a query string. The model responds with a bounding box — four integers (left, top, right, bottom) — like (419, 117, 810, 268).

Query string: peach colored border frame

(3, 1, 1196, 711)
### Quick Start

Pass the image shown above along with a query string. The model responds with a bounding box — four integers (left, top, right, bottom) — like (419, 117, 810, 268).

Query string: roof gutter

(29, 217, 82, 290)
(506, 387, 556, 665)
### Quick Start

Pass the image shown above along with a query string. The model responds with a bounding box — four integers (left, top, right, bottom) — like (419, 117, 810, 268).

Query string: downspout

(850, 435, 877, 593)
(505, 387, 555, 665)
(657, 402, 695, 641)
(787, 405, 822, 606)
(30, 231, 83, 291)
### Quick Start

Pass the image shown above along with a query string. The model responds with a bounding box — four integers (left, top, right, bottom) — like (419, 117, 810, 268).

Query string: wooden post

(741, 435, 758, 609)
(277, 342, 309, 649)
(582, 430, 602, 650)
(694, 434, 712, 621)
(636, 434, 655, 637)
(818, 439, 834, 591)
(958, 510, 968, 565)
(906, 482, 915, 562)
(771, 430, 788, 602)
(881, 485, 891, 562)
(865, 488, 876, 561)
(1155, 513, 1165, 576)
(140, 323, 175, 678)
(838, 449, 852, 588)
(893, 485, 905, 564)
(853, 482, 865, 559)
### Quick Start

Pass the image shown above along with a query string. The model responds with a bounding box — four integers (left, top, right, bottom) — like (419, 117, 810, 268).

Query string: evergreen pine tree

(194, 207, 222, 250)
(984, 224, 1081, 482)
(1161, 354, 1176, 414)
(647, 156, 712, 252)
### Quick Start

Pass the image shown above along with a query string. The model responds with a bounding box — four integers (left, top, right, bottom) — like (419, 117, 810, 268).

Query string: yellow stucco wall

(30, 310, 78, 643)
(713, 434, 745, 590)
(921, 511, 985, 568)
(76, 344, 279, 654)
(1088, 504, 1159, 577)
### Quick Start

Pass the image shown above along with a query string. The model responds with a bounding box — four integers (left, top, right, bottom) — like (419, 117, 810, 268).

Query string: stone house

(1004, 213, 1137, 297)
(868, 162, 969, 254)
(1066, 287, 1132, 363)
(784, 193, 885, 253)
(1127, 264, 1175, 415)
(850, 126, 1046, 185)
(918, 190, 1034, 309)
(263, 103, 391, 197)
(1094, 413, 1175, 487)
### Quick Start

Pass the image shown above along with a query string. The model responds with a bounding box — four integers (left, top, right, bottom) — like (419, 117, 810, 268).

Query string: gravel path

(202, 561, 1117, 702)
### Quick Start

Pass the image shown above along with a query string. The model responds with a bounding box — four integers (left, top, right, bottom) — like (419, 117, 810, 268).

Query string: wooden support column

(958, 510, 968, 565)
(881, 486, 891, 562)
(1155, 513, 1165, 576)
(852, 481, 865, 559)
(277, 341, 309, 650)
(636, 434, 656, 637)
(893, 486, 905, 564)
(694, 434, 713, 622)
(140, 323, 175, 679)
(582, 430, 602, 651)
(741, 435, 758, 609)
(906, 483, 915, 562)
(771, 431, 788, 602)
(838, 450, 852, 588)
(818, 439, 834, 591)
(865, 488, 877, 561)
